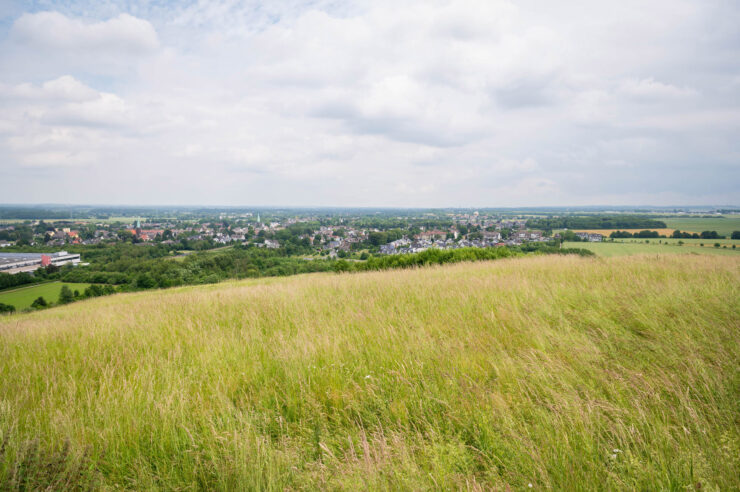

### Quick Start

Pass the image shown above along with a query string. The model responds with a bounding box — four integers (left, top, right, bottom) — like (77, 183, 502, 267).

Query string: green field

(660, 215, 740, 236)
(1, 255, 738, 489)
(0, 216, 165, 225)
(618, 237, 737, 246)
(565, 240, 740, 257)
(0, 281, 91, 310)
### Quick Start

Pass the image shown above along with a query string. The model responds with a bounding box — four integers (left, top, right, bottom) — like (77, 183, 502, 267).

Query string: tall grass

(1, 255, 738, 490)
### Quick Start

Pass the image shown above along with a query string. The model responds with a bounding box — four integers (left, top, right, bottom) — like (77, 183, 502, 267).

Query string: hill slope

(1, 255, 738, 490)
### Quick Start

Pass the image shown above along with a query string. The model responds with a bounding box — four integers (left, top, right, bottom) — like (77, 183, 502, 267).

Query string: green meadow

(564, 240, 739, 257)
(659, 215, 740, 235)
(0, 281, 91, 310)
(1, 255, 738, 490)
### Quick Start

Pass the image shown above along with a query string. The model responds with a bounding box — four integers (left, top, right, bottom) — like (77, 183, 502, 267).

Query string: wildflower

(365, 375, 371, 379)
(528, 483, 533, 488)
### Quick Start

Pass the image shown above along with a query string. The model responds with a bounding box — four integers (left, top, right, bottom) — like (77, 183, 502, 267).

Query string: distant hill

(1, 255, 738, 490)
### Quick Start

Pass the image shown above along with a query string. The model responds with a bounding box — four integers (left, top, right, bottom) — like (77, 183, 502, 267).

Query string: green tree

(58, 285, 74, 304)
(31, 296, 48, 309)
(136, 273, 156, 289)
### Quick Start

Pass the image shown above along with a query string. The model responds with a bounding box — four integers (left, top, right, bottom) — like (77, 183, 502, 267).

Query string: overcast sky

(0, 0, 738, 207)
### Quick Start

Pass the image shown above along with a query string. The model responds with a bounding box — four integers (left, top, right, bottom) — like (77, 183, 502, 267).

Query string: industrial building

(0, 251, 81, 274)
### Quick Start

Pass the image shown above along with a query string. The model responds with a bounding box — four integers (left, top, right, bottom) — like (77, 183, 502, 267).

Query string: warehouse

(0, 251, 81, 274)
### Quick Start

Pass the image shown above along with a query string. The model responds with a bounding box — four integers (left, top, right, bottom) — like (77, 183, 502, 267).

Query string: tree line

(527, 216, 667, 230)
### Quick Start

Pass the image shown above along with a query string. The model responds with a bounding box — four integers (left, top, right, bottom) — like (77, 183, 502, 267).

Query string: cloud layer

(0, 0, 738, 206)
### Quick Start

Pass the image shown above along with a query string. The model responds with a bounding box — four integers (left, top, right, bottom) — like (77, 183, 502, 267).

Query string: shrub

(0, 302, 15, 313)
(31, 296, 48, 309)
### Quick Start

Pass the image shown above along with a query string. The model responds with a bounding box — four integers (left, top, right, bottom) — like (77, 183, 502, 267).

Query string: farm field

(618, 237, 737, 246)
(572, 228, 679, 236)
(0, 216, 167, 225)
(1, 255, 738, 490)
(0, 281, 91, 310)
(563, 240, 739, 257)
(659, 216, 740, 236)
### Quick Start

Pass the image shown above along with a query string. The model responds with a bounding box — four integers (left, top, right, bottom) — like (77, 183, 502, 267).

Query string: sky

(0, 0, 738, 207)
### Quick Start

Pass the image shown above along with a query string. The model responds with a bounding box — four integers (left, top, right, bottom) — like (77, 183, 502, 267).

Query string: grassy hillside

(1, 255, 738, 490)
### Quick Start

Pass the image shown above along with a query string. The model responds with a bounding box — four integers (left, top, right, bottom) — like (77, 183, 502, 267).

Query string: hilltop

(1, 255, 738, 490)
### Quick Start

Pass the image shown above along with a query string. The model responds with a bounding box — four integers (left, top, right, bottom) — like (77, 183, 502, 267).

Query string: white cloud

(0, 0, 738, 206)
(10, 11, 159, 54)
(618, 77, 697, 100)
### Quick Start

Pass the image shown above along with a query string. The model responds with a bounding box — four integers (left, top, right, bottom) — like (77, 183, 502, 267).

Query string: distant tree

(714, 243, 721, 248)
(368, 231, 388, 246)
(31, 296, 48, 309)
(118, 229, 134, 242)
(136, 273, 156, 289)
(58, 285, 74, 304)
(732, 231, 740, 240)
(360, 252, 370, 260)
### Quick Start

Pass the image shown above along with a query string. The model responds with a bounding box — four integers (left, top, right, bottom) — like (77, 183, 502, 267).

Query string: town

(0, 209, 609, 265)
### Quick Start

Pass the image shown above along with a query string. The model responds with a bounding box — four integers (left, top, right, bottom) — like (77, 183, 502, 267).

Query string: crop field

(1, 255, 738, 490)
(564, 240, 739, 257)
(0, 281, 91, 310)
(659, 216, 740, 236)
(572, 228, 679, 236)
(618, 237, 737, 246)
(0, 216, 166, 225)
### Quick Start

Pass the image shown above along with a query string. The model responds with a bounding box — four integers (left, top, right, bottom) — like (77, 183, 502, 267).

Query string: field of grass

(619, 237, 737, 246)
(0, 216, 166, 225)
(564, 240, 739, 257)
(0, 281, 91, 310)
(660, 216, 740, 236)
(571, 228, 679, 236)
(0, 255, 738, 489)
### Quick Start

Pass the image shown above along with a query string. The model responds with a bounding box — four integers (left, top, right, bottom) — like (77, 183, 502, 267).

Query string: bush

(0, 302, 15, 313)
(135, 273, 156, 289)
(31, 296, 48, 309)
